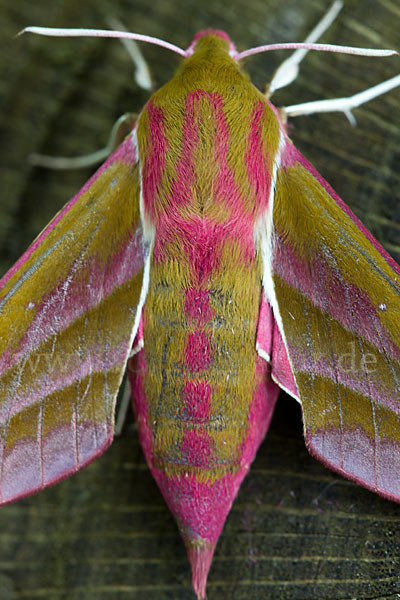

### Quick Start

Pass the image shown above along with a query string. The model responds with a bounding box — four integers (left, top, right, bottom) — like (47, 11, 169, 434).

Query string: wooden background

(0, 0, 400, 598)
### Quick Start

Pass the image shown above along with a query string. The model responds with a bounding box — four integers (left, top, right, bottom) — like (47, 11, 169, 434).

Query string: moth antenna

(237, 41, 398, 61)
(18, 26, 187, 57)
(269, 0, 344, 95)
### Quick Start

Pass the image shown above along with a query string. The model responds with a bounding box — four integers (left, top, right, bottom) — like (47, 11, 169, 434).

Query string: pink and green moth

(2, 4, 400, 598)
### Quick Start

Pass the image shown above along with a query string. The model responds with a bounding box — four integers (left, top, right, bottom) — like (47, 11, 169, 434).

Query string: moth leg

(267, 0, 343, 96)
(29, 19, 151, 171)
(29, 112, 137, 169)
(283, 74, 400, 125)
(107, 17, 152, 91)
(114, 375, 132, 436)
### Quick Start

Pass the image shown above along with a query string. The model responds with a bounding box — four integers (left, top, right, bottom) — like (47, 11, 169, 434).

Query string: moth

(1, 3, 400, 598)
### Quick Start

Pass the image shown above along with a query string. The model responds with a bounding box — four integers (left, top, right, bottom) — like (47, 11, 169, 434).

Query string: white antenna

(20, 23, 398, 63)
(19, 27, 186, 56)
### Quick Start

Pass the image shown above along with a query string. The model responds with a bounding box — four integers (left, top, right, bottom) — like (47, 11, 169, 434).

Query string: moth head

(185, 29, 238, 59)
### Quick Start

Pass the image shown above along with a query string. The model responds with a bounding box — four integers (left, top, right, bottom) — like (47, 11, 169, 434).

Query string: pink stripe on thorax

(144, 91, 265, 271)
(140, 102, 168, 218)
(206, 93, 249, 217)
(246, 100, 272, 213)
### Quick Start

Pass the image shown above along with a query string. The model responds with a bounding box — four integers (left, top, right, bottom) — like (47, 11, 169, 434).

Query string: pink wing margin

(0, 132, 148, 505)
(256, 292, 299, 400)
(260, 136, 400, 502)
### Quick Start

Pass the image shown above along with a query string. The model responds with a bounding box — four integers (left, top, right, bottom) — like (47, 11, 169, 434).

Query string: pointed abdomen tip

(186, 541, 215, 600)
